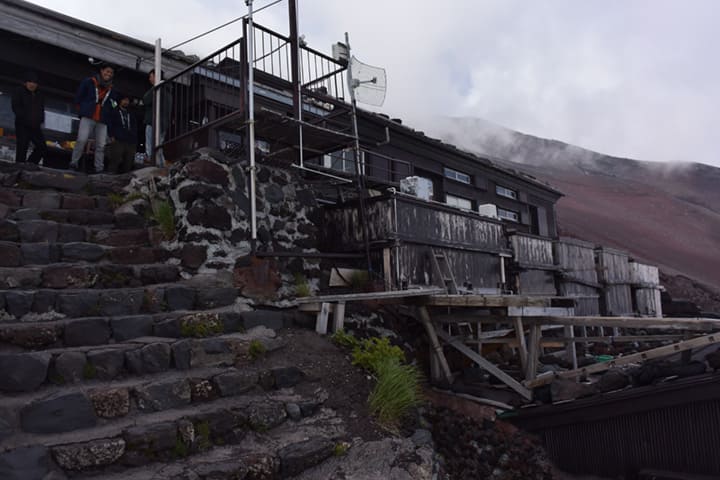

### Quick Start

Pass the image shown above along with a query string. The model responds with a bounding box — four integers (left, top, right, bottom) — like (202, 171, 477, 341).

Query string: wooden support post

(525, 331, 720, 388)
(564, 325, 578, 370)
(383, 248, 392, 291)
(417, 306, 453, 384)
(525, 325, 541, 381)
(513, 317, 528, 371)
(476, 321, 482, 355)
(436, 329, 532, 400)
(333, 301, 346, 333)
(315, 302, 330, 335)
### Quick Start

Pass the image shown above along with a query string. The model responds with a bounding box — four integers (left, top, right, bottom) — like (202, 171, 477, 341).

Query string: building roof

(357, 109, 564, 198)
(0, 0, 195, 74)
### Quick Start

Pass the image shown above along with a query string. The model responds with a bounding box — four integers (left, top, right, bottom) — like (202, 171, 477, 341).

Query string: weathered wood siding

(395, 245, 501, 290)
(517, 270, 557, 295)
(554, 238, 600, 316)
(394, 198, 505, 252)
(322, 200, 394, 251)
(595, 247, 632, 284)
(511, 234, 554, 267)
(601, 284, 634, 316)
(629, 262, 660, 287)
(635, 288, 663, 318)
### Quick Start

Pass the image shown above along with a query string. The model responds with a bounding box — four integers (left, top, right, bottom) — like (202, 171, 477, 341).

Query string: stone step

(71, 423, 340, 480)
(0, 165, 132, 194)
(0, 372, 332, 478)
(0, 284, 240, 322)
(0, 306, 295, 354)
(0, 262, 182, 290)
(0, 188, 113, 212)
(0, 241, 169, 267)
(0, 219, 152, 244)
(3, 207, 146, 230)
(0, 325, 291, 394)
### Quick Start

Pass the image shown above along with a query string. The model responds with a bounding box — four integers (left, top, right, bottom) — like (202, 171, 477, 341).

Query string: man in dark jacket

(70, 64, 115, 173)
(11, 71, 47, 164)
(106, 94, 138, 174)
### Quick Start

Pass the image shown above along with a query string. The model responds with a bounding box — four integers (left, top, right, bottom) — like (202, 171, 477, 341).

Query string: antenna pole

(246, 0, 257, 245)
(345, 32, 373, 277)
(289, 0, 304, 168)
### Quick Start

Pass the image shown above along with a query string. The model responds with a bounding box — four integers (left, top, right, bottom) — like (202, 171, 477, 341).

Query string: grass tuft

(351, 336, 405, 372)
(248, 339, 267, 360)
(368, 358, 423, 427)
(150, 199, 175, 240)
(332, 329, 360, 349)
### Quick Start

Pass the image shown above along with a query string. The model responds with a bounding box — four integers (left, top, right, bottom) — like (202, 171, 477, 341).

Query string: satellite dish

(349, 55, 386, 107)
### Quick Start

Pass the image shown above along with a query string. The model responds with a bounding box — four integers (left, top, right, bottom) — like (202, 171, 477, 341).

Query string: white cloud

(30, 0, 720, 166)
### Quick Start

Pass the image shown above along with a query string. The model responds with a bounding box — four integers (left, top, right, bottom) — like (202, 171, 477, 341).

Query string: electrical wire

(138, 0, 284, 63)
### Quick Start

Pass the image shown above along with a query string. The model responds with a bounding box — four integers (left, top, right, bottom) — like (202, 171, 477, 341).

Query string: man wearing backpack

(69, 64, 115, 173)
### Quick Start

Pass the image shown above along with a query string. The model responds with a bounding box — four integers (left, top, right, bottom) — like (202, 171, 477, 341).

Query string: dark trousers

(106, 141, 136, 174)
(15, 123, 47, 164)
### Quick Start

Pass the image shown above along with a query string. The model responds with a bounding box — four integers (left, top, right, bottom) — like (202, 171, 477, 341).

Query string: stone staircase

(0, 164, 343, 479)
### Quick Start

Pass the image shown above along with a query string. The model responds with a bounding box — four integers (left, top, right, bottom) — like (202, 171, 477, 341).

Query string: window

(446, 194, 472, 210)
(496, 185, 518, 199)
(497, 207, 519, 222)
(323, 148, 362, 174)
(444, 167, 471, 184)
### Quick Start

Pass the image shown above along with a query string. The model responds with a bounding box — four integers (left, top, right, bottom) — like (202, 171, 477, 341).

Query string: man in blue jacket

(106, 93, 138, 174)
(69, 64, 115, 173)
(11, 71, 47, 164)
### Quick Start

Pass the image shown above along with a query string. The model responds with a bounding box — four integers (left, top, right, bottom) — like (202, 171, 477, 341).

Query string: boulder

(52, 438, 125, 471)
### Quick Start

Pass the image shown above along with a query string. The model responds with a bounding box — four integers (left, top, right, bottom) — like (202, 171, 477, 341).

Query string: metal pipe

(153, 39, 162, 166)
(246, 1, 257, 243)
(289, 0, 304, 168)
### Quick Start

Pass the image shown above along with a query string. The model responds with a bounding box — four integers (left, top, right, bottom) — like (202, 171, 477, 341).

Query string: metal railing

(155, 22, 350, 153)
(308, 147, 413, 185)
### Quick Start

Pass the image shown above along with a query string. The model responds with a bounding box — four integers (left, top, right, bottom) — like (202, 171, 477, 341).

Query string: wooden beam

(315, 302, 330, 335)
(564, 325, 578, 370)
(513, 317, 528, 370)
(417, 294, 552, 308)
(417, 306, 453, 384)
(525, 332, 720, 388)
(382, 248, 392, 291)
(523, 316, 720, 331)
(333, 301, 346, 332)
(295, 287, 445, 304)
(435, 329, 532, 400)
(525, 325, 541, 381)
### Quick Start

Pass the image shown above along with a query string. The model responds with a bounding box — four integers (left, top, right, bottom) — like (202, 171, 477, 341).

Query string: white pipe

(246, 0, 257, 242)
(153, 39, 162, 167)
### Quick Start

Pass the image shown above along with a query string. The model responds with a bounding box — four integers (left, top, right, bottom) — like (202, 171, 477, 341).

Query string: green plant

(333, 442, 350, 456)
(108, 192, 125, 209)
(180, 315, 224, 338)
(248, 339, 267, 360)
(294, 273, 311, 298)
(351, 337, 405, 373)
(332, 329, 360, 349)
(82, 363, 97, 380)
(368, 358, 423, 427)
(348, 270, 370, 290)
(195, 421, 212, 450)
(172, 437, 189, 458)
(150, 199, 175, 240)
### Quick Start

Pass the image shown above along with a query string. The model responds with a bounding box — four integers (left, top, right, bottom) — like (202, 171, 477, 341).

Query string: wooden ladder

(429, 248, 458, 294)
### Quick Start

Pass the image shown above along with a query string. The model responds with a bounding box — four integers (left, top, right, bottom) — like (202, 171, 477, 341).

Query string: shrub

(333, 442, 350, 456)
(348, 270, 370, 290)
(248, 339, 267, 360)
(332, 329, 360, 349)
(180, 315, 223, 338)
(294, 273, 311, 298)
(351, 336, 405, 373)
(108, 192, 125, 209)
(368, 358, 423, 427)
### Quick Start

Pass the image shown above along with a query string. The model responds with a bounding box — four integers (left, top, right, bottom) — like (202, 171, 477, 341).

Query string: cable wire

(139, 0, 284, 63)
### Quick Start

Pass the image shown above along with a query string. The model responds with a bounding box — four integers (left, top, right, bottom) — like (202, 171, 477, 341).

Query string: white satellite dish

(349, 56, 387, 107)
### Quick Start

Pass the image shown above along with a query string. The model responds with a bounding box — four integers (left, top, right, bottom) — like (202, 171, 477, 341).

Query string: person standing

(106, 94, 138, 174)
(11, 71, 47, 164)
(143, 69, 171, 166)
(70, 64, 115, 173)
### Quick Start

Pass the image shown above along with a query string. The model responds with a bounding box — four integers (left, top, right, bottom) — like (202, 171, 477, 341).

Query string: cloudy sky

(33, 0, 720, 166)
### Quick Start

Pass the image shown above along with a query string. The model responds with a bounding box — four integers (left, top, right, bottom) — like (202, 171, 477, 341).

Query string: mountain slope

(427, 117, 720, 308)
